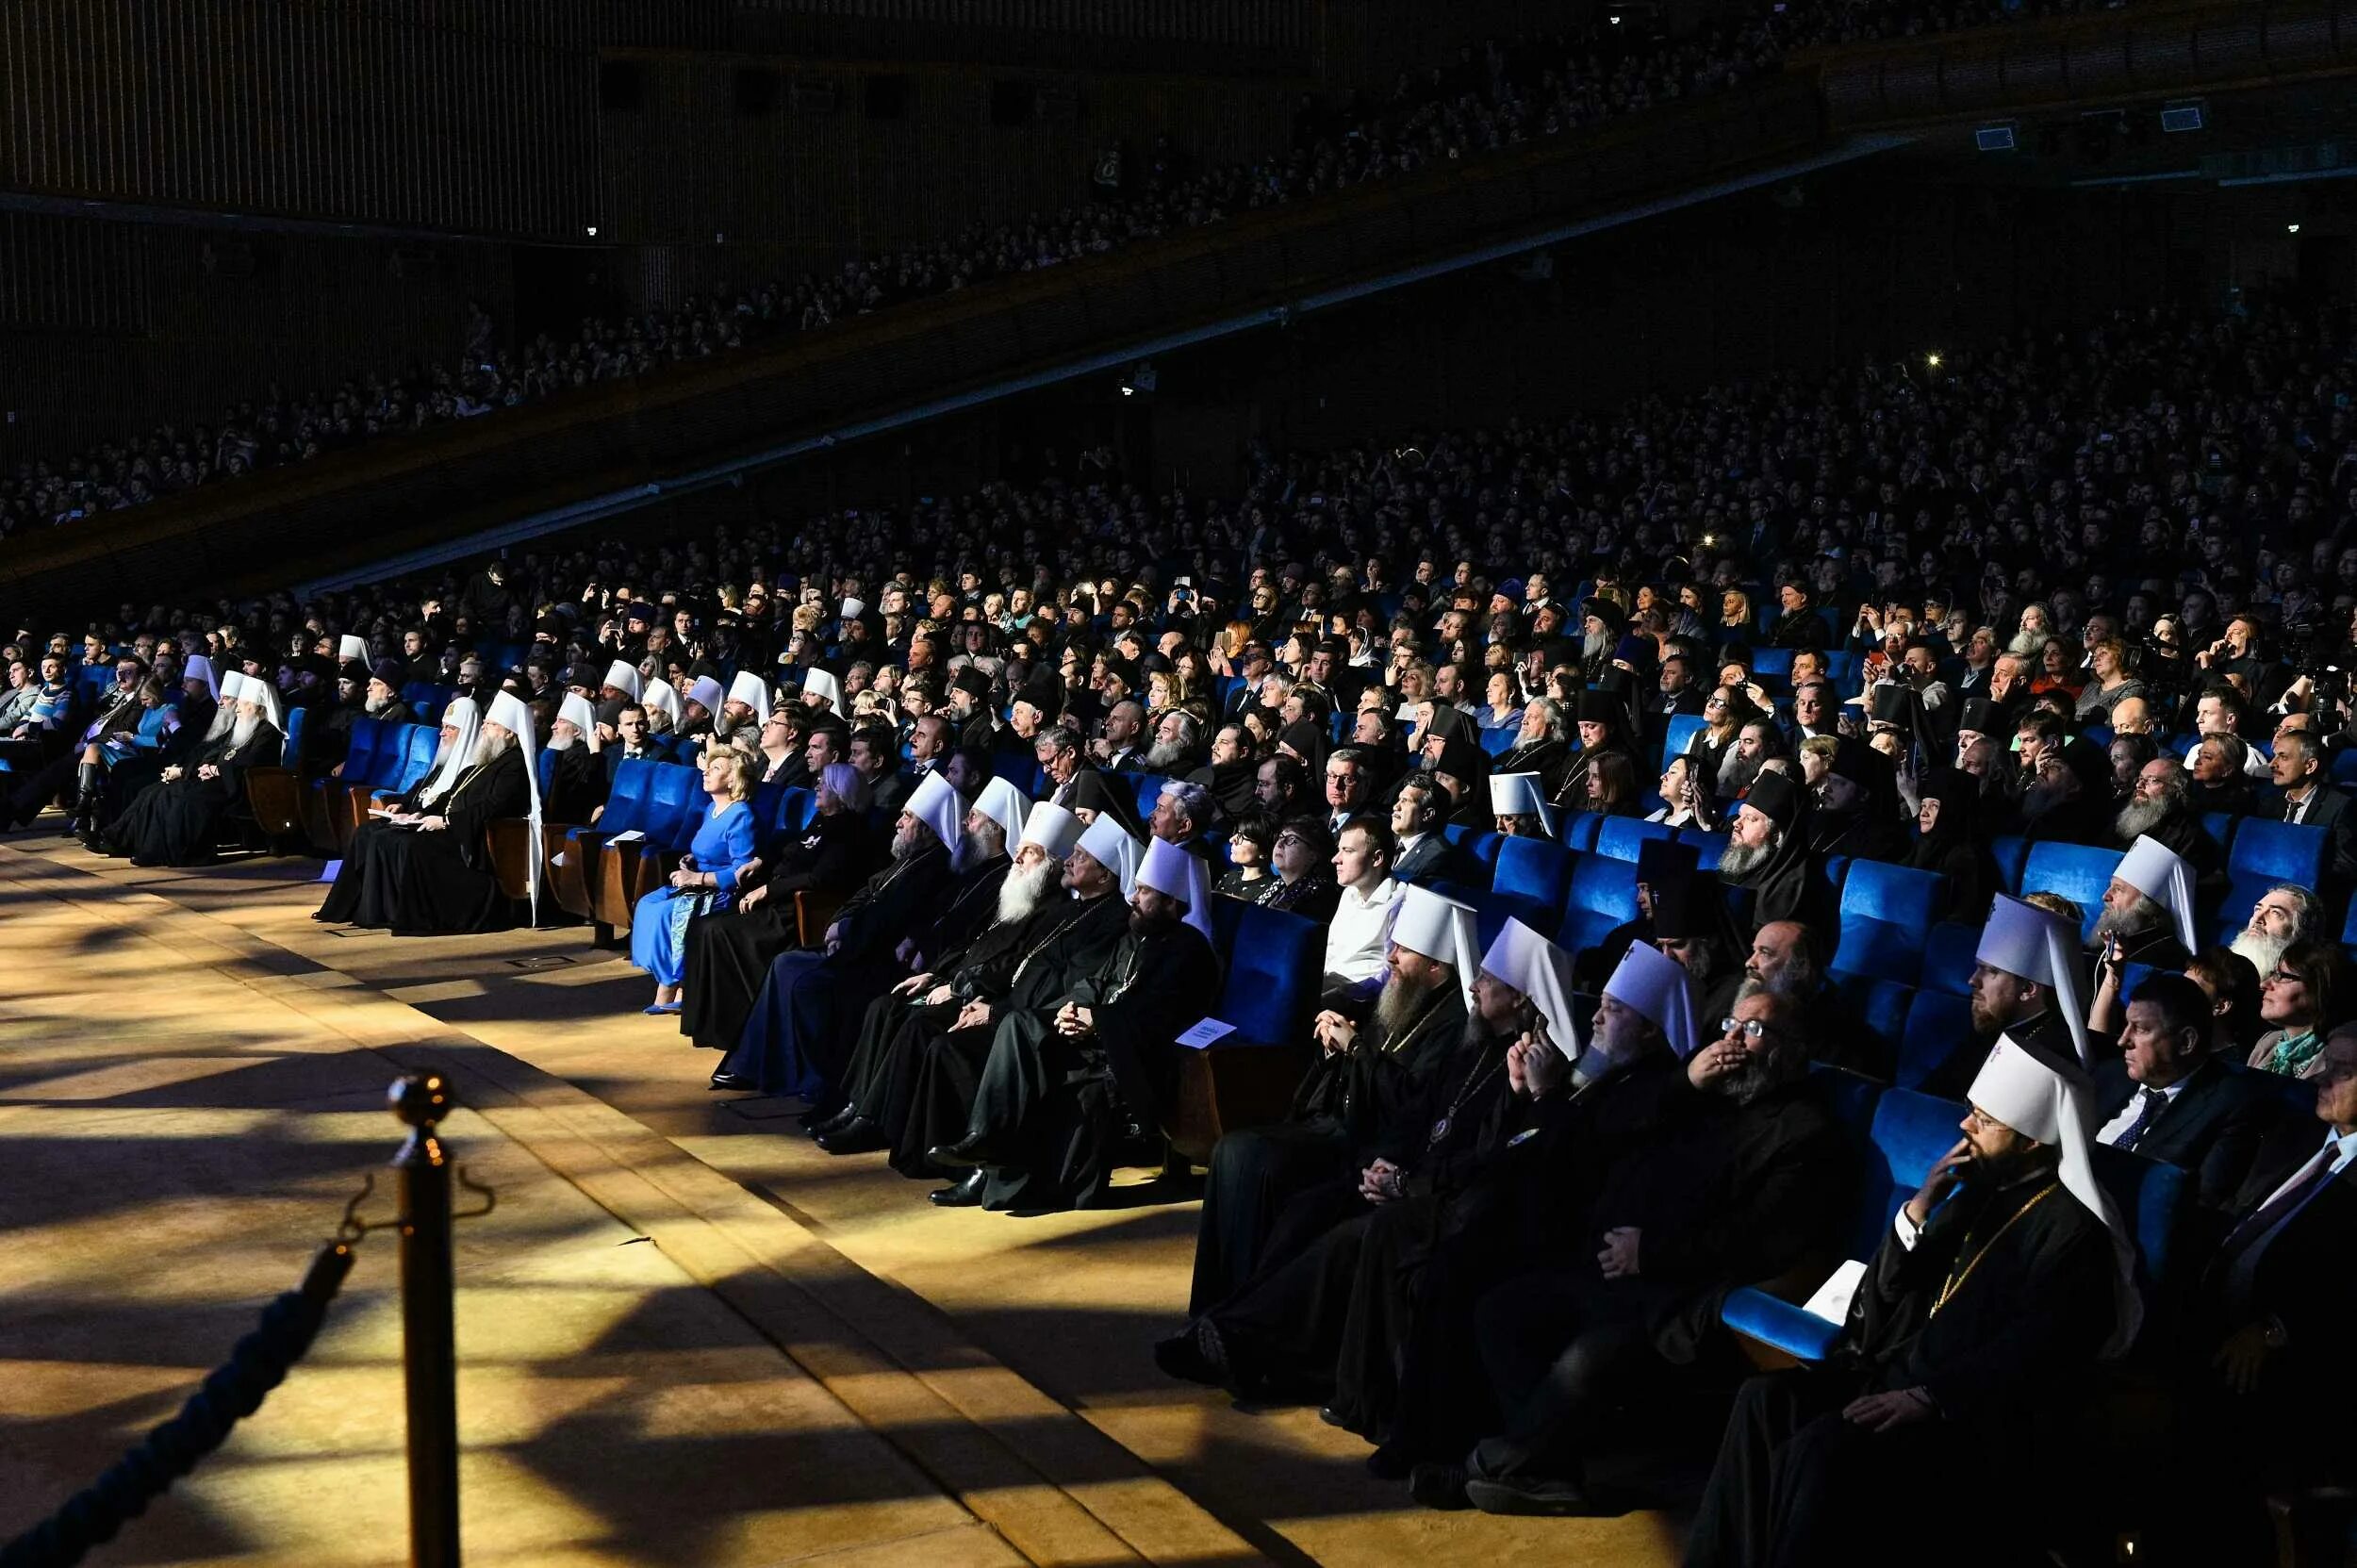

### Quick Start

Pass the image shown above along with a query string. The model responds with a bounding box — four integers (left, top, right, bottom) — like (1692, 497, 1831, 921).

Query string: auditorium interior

(6, 3, 2357, 1565)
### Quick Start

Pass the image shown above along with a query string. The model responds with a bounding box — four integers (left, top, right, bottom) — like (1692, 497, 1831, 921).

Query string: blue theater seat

(1132, 772, 1171, 820)
(1989, 834, 2030, 896)
(1492, 836, 1575, 932)
(1833, 861, 1948, 985)
(1920, 921, 1984, 997)
(1896, 987, 1975, 1089)
(1479, 728, 1517, 757)
(1556, 811, 1604, 853)
(1558, 853, 1639, 956)
(1594, 816, 1675, 864)
(1751, 648, 1794, 680)
(1207, 900, 1324, 1048)
(279, 704, 306, 767)
(2020, 841, 2125, 945)
(1677, 828, 1729, 872)
(2198, 811, 2237, 859)
(1438, 824, 1503, 891)
(1721, 1086, 1968, 1360)
(536, 747, 558, 799)
(1828, 971, 1911, 1081)
(2214, 820, 2329, 946)
(1660, 713, 1706, 771)
(1821, 652, 1858, 690)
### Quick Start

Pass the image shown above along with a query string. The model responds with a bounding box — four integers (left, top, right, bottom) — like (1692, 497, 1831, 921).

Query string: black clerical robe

(1686, 1176, 2116, 1568)
(1189, 982, 1467, 1314)
(112, 722, 283, 867)
(312, 746, 527, 933)
(970, 917, 1223, 1212)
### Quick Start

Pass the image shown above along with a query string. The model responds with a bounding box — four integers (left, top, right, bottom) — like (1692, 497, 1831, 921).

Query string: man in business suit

(2188, 1023, 2357, 1561)
(1388, 774, 1475, 887)
(2095, 973, 2279, 1213)
(2265, 732, 2357, 893)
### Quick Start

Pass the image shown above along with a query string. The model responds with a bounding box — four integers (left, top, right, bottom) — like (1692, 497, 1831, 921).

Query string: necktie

(2216, 1144, 2342, 1314)
(2112, 1087, 2167, 1153)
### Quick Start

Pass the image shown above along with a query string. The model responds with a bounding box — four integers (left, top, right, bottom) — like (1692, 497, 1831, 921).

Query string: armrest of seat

(1721, 1286, 1843, 1364)
(793, 890, 847, 949)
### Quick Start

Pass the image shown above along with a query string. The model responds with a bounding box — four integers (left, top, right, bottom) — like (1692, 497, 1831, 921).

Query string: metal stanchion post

(390, 1073, 460, 1568)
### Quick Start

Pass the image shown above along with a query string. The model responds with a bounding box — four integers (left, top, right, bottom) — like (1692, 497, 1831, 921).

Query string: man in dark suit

(2266, 731, 2357, 892)
(1388, 774, 1475, 887)
(2095, 973, 2279, 1212)
(2189, 1024, 2356, 1560)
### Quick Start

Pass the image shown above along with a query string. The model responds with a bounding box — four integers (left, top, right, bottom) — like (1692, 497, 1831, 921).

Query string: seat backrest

(1132, 772, 1171, 820)
(1661, 713, 1706, 771)
(1492, 836, 1574, 917)
(1751, 647, 1794, 680)
(773, 785, 815, 834)
(388, 725, 440, 793)
(1829, 971, 1911, 1081)
(1557, 810, 1603, 852)
(1218, 903, 1322, 1047)
(598, 757, 659, 836)
(643, 763, 704, 848)
(2229, 817, 2325, 887)
(1988, 834, 2030, 896)
(1676, 828, 1730, 872)
(1896, 988, 1975, 1089)
(1563, 851, 1639, 926)
(2019, 840, 2124, 945)
(342, 716, 387, 779)
(1834, 862, 1947, 985)
(536, 747, 558, 801)
(1480, 727, 1517, 757)
(1920, 920, 1983, 997)
(279, 703, 306, 767)
(2090, 1145, 2192, 1298)
(1594, 815, 1674, 864)
(1866, 1088, 1970, 1239)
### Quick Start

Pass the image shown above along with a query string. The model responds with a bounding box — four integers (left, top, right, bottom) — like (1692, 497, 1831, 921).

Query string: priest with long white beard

(110, 675, 286, 867)
(1686, 1034, 2137, 1567)
(818, 792, 1082, 1157)
(314, 691, 533, 933)
(2229, 883, 2322, 981)
(543, 691, 608, 823)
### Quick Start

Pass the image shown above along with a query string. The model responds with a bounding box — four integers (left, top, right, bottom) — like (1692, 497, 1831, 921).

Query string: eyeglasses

(1717, 1016, 1788, 1042)
(2266, 967, 2307, 987)
(1274, 833, 1310, 849)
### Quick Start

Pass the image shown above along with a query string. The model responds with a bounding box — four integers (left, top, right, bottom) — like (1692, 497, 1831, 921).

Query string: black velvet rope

(1, 1242, 357, 1568)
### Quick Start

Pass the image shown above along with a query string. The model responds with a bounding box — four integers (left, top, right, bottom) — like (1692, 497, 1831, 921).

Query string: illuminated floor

(0, 832, 1689, 1567)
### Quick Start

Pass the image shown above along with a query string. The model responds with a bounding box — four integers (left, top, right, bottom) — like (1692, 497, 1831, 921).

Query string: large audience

(7, 0, 2128, 543)
(8, 290, 2355, 1563)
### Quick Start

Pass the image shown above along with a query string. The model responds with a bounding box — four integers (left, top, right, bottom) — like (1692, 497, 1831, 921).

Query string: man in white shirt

(1323, 815, 1402, 1005)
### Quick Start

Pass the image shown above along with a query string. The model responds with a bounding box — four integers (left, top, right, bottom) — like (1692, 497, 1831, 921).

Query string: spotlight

(1607, 12, 1623, 23)
(1927, 353, 1942, 368)
(2288, 223, 2302, 235)
(585, 224, 600, 238)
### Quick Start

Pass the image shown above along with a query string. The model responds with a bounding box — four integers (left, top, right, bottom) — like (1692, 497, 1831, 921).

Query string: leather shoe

(707, 1071, 760, 1093)
(1408, 1463, 1472, 1510)
(800, 1103, 852, 1135)
(925, 1136, 1001, 1170)
(928, 1170, 987, 1207)
(815, 1115, 886, 1155)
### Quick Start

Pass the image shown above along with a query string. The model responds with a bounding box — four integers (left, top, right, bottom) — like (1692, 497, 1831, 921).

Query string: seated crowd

(8, 0, 2124, 542)
(7, 294, 2356, 1562)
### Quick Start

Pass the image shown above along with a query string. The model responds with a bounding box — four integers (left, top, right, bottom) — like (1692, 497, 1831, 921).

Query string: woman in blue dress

(634, 749, 759, 1014)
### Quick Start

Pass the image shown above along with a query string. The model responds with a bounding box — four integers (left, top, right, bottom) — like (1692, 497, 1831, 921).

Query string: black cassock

(1685, 1175, 2116, 1568)
(107, 723, 282, 867)
(968, 917, 1223, 1212)
(1406, 1071, 1852, 1483)
(833, 879, 1047, 1142)
(674, 819, 908, 1055)
(886, 893, 1131, 1179)
(1193, 1022, 1525, 1427)
(1189, 981, 1468, 1315)
(545, 741, 608, 825)
(312, 747, 527, 933)
(316, 755, 462, 924)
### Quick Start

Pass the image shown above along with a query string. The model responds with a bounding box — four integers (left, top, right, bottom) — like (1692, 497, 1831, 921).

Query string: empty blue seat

(1896, 987, 1975, 1089)
(1207, 901, 1325, 1048)
(2216, 818, 2330, 945)
(2091, 1146, 2193, 1306)
(1131, 772, 1171, 819)
(1834, 862, 1948, 985)
(1595, 816, 1675, 864)
(2333, 749, 2357, 787)
(279, 704, 307, 767)
(1751, 647, 1794, 680)
(1821, 651, 1858, 689)
(1558, 853, 1639, 955)
(2199, 812, 2237, 857)
(1920, 921, 1983, 996)
(338, 716, 388, 781)
(2020, 840, 2125, 945)
(380, 725, 439, 797)
(1722, 1086, 1967, 1360)
(576, 758, 658, 848)
(1493, 837, 1575, 931)
(1439, 824, 1503, 891)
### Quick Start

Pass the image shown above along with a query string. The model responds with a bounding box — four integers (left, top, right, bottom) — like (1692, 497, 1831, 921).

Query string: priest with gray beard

(2229, 884, 2322, 982)
(817, 800, 1087, 1157)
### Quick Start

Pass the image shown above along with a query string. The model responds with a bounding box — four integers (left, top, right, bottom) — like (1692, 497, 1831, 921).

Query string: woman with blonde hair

(633, 749, 760, 1015)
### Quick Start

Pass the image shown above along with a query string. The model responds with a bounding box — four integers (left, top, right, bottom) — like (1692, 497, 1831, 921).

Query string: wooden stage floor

(0, 830, 1689, 1567)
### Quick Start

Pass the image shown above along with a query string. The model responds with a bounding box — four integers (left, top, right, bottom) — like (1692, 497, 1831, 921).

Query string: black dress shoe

(1317, 1405, 1349, 1429)
(1408, 1463, 1472, 1510)
(925, 1136, 1002, 1170)
(928, 1170, 987, 1207)
(1152, 1329, 1221, 1386)
(815, 1115, 886, 1155)
(708, 1071, 760, 1092)
(800, 1103, 852, 1135)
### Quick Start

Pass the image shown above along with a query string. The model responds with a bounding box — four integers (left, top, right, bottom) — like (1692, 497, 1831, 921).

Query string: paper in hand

(1799, 1259, 1868, 1326)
